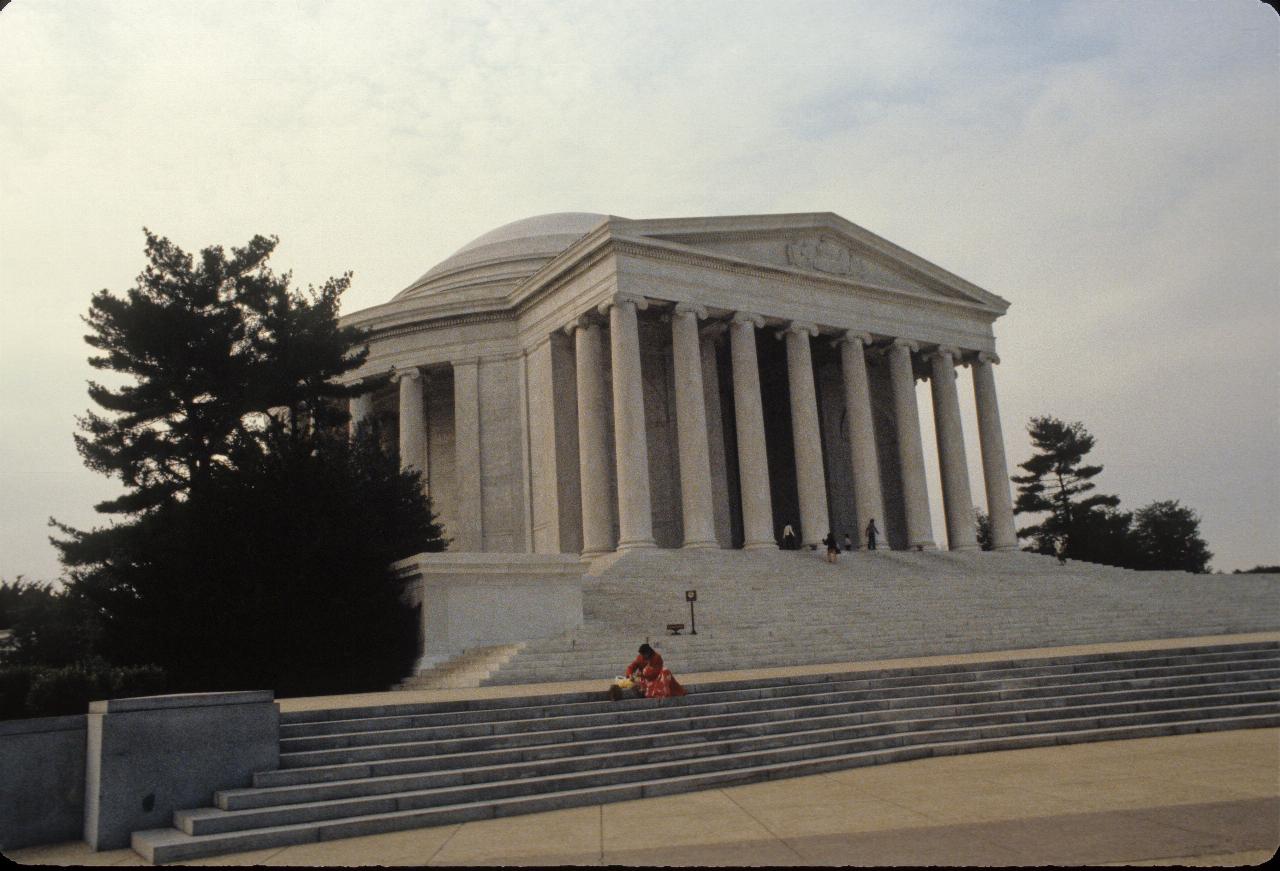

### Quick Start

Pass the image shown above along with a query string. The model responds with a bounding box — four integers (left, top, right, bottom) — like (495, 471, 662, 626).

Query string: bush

(0, 578, 100, 667)
(0, 661, 167, 720)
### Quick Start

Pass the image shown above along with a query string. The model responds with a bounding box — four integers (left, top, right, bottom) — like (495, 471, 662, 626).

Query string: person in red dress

(625, 643, 686, 698)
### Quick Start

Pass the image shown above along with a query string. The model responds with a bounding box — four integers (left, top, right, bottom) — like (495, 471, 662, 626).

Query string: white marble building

(341, 211, 1018, 558)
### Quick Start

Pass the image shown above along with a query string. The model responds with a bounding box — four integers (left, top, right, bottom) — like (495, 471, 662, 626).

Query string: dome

(395, 212, 612, 299)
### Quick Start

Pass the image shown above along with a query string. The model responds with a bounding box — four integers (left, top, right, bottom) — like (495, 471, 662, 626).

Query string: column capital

(597, 293, 649, 316)
(672, 301, 708, 320)
(562, 312, 601, 337)
(781, 320, 818, 338)
(450, 357, 480, 369)
(730, 311, 764, 328)
(976, 351, 1001, 365)
(891, 338, 920, 354)
(926, 345, 961, 363)
(391, 365, 422, 382)
(834, 330, 873, 349)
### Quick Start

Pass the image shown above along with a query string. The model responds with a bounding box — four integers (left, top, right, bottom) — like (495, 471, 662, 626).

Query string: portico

(341, 212, 1019, 557)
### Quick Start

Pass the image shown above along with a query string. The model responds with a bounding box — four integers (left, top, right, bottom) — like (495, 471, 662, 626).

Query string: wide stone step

(230, 689, 1280, 809)
(134, 711, 1280, 863)
(276, 670, 1279, 768)
(183, 700, 1277, 836)
(263, 677, 1280, 785)
(279, 660, 1280, 754)
(257, 680, 1278, 790)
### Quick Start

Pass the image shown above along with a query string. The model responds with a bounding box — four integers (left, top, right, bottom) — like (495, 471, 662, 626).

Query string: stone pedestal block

(84, 692, 278, 850)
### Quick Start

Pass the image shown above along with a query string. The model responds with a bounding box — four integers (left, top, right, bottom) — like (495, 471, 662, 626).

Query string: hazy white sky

(1, 0, 1277, 578)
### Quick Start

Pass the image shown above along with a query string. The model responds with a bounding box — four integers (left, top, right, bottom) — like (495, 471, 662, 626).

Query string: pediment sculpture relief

(785, 234, 940, 296)
(786, 235, 859, 276)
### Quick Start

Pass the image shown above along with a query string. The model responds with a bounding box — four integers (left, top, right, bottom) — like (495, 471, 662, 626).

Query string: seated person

(625, 643, 686, 698)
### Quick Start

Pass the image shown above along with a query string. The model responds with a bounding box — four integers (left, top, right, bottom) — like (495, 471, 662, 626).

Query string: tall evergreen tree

(1011, 416, 1121, 557)
(74, 230, 369, 513)
(52, 230, 441, 694)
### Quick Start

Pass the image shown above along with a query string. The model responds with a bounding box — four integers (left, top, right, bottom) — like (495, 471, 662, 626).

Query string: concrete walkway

(7, 635, 1279, 866)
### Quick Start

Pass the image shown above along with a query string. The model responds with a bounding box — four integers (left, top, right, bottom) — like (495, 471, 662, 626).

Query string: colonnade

(349, 294, 1018, 555)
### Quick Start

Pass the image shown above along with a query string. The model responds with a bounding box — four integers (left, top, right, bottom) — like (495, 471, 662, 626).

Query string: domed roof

(396, 212, 612, 299)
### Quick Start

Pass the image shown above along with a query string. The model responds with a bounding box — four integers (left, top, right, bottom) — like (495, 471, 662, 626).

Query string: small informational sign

(685, 590, 697, 602)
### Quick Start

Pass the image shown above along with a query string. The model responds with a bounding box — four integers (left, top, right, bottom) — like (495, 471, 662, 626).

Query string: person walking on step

(823, 531, 839, 564)
(865, 518, 879, 550)
(625, 643, 686, 698)
(843, 532, 854, 552)
(782, 523, 798, 550)
(1055, 535, 1068, 565)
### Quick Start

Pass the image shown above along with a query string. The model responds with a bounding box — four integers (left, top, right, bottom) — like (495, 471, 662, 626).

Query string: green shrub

(24, 665, 98, 717)
(0, 662, 168, 720)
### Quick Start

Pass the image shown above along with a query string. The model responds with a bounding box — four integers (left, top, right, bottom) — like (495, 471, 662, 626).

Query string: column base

(681, 540, 718, 550)
(742, 540, 778, 551)
(616, 539, 658, 552)
(950, 544, 980, 552)
(993, 544, 1020, 552)
(910, 541, 937, 551)
(579, 548, 614, 561)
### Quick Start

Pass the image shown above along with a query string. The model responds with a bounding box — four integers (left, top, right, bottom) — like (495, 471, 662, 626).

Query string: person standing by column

(865, 518, 879, 551)
(823, 531, 839, 564)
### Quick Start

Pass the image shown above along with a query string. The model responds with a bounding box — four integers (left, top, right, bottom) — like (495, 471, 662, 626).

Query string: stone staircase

(131, 640, 1280, 863)
(396, 643, 526, 691)
(478, 549, 1280, 685)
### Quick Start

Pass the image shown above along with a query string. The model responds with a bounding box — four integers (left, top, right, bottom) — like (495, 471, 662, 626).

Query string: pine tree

(1011, 416, 1121, 557)
(51, 230, 442, 694)
(74, 230, 369, 513)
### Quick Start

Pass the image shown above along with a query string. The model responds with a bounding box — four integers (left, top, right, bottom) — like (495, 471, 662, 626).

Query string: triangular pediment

(611, 213, 1007, 313)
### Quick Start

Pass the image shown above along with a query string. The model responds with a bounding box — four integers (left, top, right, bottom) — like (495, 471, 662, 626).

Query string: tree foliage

(974, 508, 993, 551)
(1010, 416, 1215, 573)
(58, 425, 443, 696)
(1130, 500, 1212, 573)
(1011, 416, 1121, 558)
(0, 578, 99, 667)
(50, 230, 443, 697)
(74, 230, 370, 514)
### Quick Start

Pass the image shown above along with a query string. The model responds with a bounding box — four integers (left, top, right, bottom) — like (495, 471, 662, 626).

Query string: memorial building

(340, 211, 1018, 559)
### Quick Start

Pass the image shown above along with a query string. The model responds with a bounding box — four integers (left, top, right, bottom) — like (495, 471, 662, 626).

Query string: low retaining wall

(85, 691, 279, 850)
(0, 714, 87, 850)
(395, 553, 584, 669)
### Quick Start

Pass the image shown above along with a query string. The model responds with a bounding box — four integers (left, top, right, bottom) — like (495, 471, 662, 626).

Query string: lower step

(131, 713, 1278, 864)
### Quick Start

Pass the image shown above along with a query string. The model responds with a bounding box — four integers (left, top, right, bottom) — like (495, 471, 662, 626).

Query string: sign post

(685, 589, 698, 635)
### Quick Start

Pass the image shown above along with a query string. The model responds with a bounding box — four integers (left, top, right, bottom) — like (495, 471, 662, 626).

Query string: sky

(1, 0, 1277, 580)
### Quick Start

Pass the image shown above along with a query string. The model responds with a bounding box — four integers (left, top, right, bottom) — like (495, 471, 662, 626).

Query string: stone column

(395, 366, 426, 476)
(568, 316, 615, 556)
(972, 352, 1018, 550)
(887, 339, 936, 550)
(730, 312, 775, 550)
(348, 389, 374, 439)
(928, 347, 978, 551)
(783, 322, 829, 548)
(602, 294, 655, 551)
(671, 303, 717, 548)
(837, 331, 885, 549)
(452, 358, 482, 552)
(700, 324, 733, 548)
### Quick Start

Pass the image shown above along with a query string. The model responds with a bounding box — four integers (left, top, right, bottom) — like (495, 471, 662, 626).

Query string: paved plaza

(7, 636, 1278, 867)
